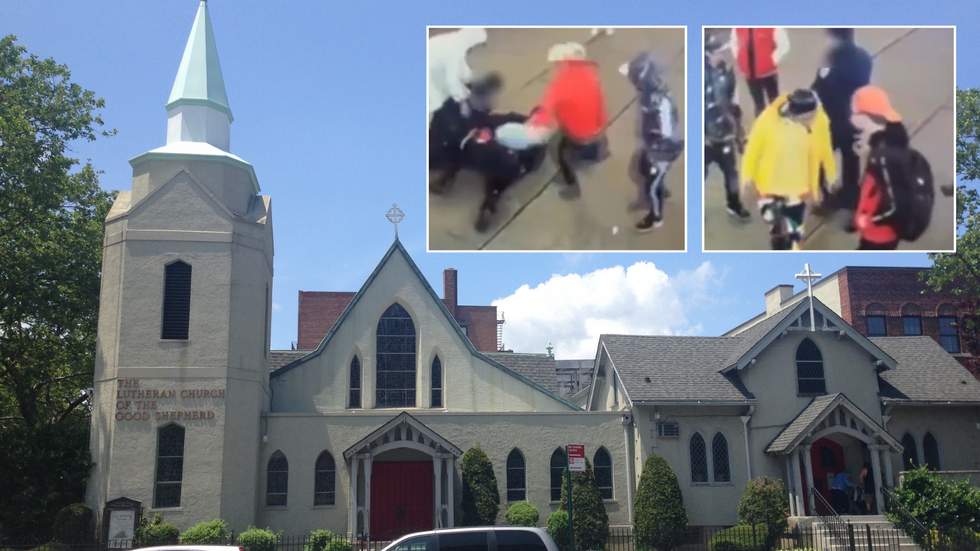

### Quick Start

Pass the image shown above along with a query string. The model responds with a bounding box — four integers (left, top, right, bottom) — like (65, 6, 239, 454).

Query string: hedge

(633, 454, 689, 551)
(53, 503, 93, 543)
(180, 518, 228, 544)
(737, 476, 788, 550)
(237, 526, 280, 551)
(557, 457, 609, 551)
(461, 446, 500, 526)
(134, 514, 180, 546)
(707, 524, 770, 551)
(505, 501, 539, 527)
(306, 529, 352, 551)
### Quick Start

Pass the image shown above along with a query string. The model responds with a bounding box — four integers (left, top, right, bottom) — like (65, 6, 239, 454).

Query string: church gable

(120, 168, 235, 232)
(270, 240, 577, 413)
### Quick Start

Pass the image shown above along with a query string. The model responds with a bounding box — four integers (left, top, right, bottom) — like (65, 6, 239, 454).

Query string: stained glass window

(690, 433, 708, 484)
(901, 433, 919, 469)
(712, 433, 731, 483)
(506, 449, 526, 501)
(376, 304, 417, 408)
(796, 338, 826, 395)
(349, 356, 361, 409)
(314, 451, 335, 505)
(550, 449, 565, 501)
(594, 448, 613, 499)
(431, 357, 443, 408)
(154, 424, 184, 508)
(923, 432, 941, 471)
(266, 451, 288, 507)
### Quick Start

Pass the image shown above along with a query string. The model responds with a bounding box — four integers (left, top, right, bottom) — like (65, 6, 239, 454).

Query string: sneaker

(635, 211, 664, 233)
(727, 202, 751, 222)
(559, 183, 581, 200)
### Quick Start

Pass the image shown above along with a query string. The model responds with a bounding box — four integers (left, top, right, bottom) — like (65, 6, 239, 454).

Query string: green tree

(633, 454, 689, 551)
(737, 477, 789, 550)
(926, 87, 980, 378)
(52, 503, 94, 543)
(558, 457, 609, 551)
(0, 35, 114, 539)
(461, 446, 501, 526)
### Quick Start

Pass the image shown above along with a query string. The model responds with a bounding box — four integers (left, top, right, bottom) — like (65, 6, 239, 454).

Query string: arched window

(712, 432, 731, 483)
(349, 356, 361, 409)
(938, 304, 960, 353)
(690, 433, 708, 484)
(796, 338, 826, 395)
(161, 261, 192, 340)
(154, 424, 185, 508)
(376, 303, 417, 408)
(314, 451, 336, 506)
(431, 356, 443, 408)
(922, 432, 942, 471)
(901, 433, 919, 469)
(901, 304, 923, 336)
(865, 303, 887, 337)
(594, 448, 613, 499)
(550, 448, 566, 501)
(506, 449, 526, 502)
(266, 451, 288, 507)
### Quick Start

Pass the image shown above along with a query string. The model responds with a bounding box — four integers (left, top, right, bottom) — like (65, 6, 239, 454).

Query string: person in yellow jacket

(741, 88, 836, 250)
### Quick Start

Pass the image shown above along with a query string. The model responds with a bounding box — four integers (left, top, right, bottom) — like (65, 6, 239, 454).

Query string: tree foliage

(305, 529, 351, 551)
(461, 446, 501, 526)
(547, 510, 570, 551)
(236, 526, 281, 551)
(889, 467, 980, 533)
(926, 87, 980, 378)
(180, 519, 229, 545)
(134, 514, 180, 547)
(737, 477, 789, 550)
(505, 501, 540, 527)
(52, 503, 93, 543)
(0, 34, 114, 539)
(633, 454, 689, 551)
(558, 457, 609, 551)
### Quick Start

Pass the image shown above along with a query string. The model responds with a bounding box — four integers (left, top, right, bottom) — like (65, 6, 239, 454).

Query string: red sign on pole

(567, 444, 586, 472)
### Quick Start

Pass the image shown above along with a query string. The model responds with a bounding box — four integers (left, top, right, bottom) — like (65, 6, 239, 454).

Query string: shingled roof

(875, 337, 980, 404)
(484, 353, 559, 393)
(269, 350, 310, 371)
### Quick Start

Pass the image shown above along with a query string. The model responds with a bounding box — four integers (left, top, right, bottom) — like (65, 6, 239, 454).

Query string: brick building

(728, 266, 969, 361)
(296, 268, 501, 352)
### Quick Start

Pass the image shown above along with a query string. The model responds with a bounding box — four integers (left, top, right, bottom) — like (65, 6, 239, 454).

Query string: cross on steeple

(386, 203, 404, 239)
(795, 263, 822, 331)
(546, 342, 554, 357)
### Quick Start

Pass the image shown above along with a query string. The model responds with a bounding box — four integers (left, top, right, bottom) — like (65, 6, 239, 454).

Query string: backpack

(874, 146, 934, 242)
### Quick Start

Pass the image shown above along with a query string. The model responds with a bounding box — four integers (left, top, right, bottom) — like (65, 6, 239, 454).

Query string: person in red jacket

(851, 85, 906, 250)
(729, 28, 791, 117)
(527, 42, 610, 199)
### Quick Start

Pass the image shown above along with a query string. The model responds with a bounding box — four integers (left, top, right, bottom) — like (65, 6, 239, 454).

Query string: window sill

(149, 507, 182, 512)
(691, 482, 735, 487)
(312, 505, 337, 509)
(264, 506, 289, 510)
(159, 339, 190, 343)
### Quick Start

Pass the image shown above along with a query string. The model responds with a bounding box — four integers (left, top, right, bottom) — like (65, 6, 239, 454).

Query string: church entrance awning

(766, 393, 902, 518)
(343, 411, 463, 461)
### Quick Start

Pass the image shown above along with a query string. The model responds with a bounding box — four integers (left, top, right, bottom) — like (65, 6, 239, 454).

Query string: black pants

(639, 153, 670, 219)
(833, 134, 861, 211)
(705, 142, 740, 201)
(747, 74, 779, 117)
(858, 238, 898, 250)
(831, 489, 847, 513)
(557, 135, 607, 186)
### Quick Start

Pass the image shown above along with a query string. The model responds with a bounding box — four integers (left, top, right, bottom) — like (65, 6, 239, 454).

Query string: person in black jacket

(704, 32, 750, 220)
(811, 28, 873, 223)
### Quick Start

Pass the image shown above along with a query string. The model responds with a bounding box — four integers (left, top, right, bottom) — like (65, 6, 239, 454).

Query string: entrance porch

(343, 412, 463, 541)
(767, 394, 903, 517)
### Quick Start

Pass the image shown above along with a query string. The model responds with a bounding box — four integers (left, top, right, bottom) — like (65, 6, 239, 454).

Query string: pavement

(703, 27, 956, 252)
(428, 27, 687, 251)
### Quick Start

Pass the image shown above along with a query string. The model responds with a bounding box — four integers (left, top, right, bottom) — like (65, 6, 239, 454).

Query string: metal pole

(566, 445, 574, 551)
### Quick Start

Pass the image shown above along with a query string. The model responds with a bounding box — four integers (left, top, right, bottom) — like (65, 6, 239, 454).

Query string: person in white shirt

(428, 28, 488, 129)
(729, 28, 791, 117)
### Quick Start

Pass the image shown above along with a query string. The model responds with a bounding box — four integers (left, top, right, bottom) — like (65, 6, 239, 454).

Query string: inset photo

(427, 26, 686, 251)
(702, 26, 955, 252)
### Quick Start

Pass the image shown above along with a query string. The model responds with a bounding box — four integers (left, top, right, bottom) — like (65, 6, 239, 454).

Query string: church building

(85, 2, 980, 543)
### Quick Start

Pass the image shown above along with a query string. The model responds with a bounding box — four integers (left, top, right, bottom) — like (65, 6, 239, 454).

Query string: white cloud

(492, 261, 715, 359)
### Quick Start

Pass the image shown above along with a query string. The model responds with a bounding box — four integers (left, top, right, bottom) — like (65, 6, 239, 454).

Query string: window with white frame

(657, 422, 680, 438)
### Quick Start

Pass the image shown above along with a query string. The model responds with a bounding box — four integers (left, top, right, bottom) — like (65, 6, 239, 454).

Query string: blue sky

(3, 0, 974, 352)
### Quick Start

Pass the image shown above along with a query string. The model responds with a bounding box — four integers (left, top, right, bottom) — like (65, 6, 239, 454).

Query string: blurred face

(850, 112, 883, 152)
(790, 111, 816, 129)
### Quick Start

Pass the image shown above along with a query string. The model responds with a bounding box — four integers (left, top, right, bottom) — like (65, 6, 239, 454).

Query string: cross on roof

(386, 203, 404, 239)
(795, 264, 822, 331)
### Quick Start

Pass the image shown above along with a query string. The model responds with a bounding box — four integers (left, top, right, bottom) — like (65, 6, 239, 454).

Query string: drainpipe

(740, 406, 755, 481)
(622, 411, 635, 524)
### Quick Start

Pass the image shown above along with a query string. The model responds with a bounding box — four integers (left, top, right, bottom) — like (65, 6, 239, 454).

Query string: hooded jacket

(626, 52, 682, 161)
(704, 54, 739, 144)
(428, 28, 487, 117)
(855, 122, 910, 242)
(811, 32, 873, 140)
(530, 59, 608, 143)
(741, 94, 836, 201)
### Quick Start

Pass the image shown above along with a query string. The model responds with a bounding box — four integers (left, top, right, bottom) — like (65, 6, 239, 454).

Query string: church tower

(86, 1, 273, 534)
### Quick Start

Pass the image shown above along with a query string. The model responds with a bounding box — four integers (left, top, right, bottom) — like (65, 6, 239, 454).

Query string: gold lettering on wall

(113, 379, 224, 422)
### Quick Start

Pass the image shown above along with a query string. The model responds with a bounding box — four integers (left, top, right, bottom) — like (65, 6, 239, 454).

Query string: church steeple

(165, 0, 233, 150)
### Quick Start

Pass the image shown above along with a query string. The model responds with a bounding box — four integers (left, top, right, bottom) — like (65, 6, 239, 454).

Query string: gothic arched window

(376, 303, 416, 408)
(431, 356, 443, 408)
(506, 449, 526, 502)
(266, 451, 288, 507)
(594, 448, 613, 499)
(923, 432, 942, 471)
(550, 448, 566, 501)
(690, 432, 708, 484)
(712, 432, 732, 483)
(349, 356, 361, 409)
(796, 338, 826, 395)
(901, 433, 919, 469)
(314, 451, 336, 505)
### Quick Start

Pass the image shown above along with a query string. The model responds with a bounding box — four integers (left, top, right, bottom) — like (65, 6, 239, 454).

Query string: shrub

(737, 477, 788, 549)
(547, 510, 570, 551)
(135, 514, 180, 546)
(558, 457, 609, 551)
(505, 501, 540, 526)
(633, 455, 689, 551)
(461, 446, 500, 526)
(52, 503, 93, 543)
(306, 529, 352, 551)
(180, 518, 228, 544)
(237, 526, 280, 551)
(28, 544, 69, 551)
(707, 524, 770, 551)
(890, 467, 980, 535)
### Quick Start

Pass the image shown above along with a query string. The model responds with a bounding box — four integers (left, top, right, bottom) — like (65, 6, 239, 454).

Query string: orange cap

(852, 85, 901, 122)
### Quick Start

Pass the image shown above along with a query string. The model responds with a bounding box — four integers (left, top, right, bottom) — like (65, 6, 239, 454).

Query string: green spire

(166, 0, 233, 122)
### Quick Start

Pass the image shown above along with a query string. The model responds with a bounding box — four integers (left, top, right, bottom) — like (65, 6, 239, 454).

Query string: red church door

(370, 462, 434, 541)
(800, 438, 844, 515)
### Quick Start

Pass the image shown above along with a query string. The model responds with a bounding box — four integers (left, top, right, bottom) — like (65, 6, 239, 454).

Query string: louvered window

(161, 261, 191, 340)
